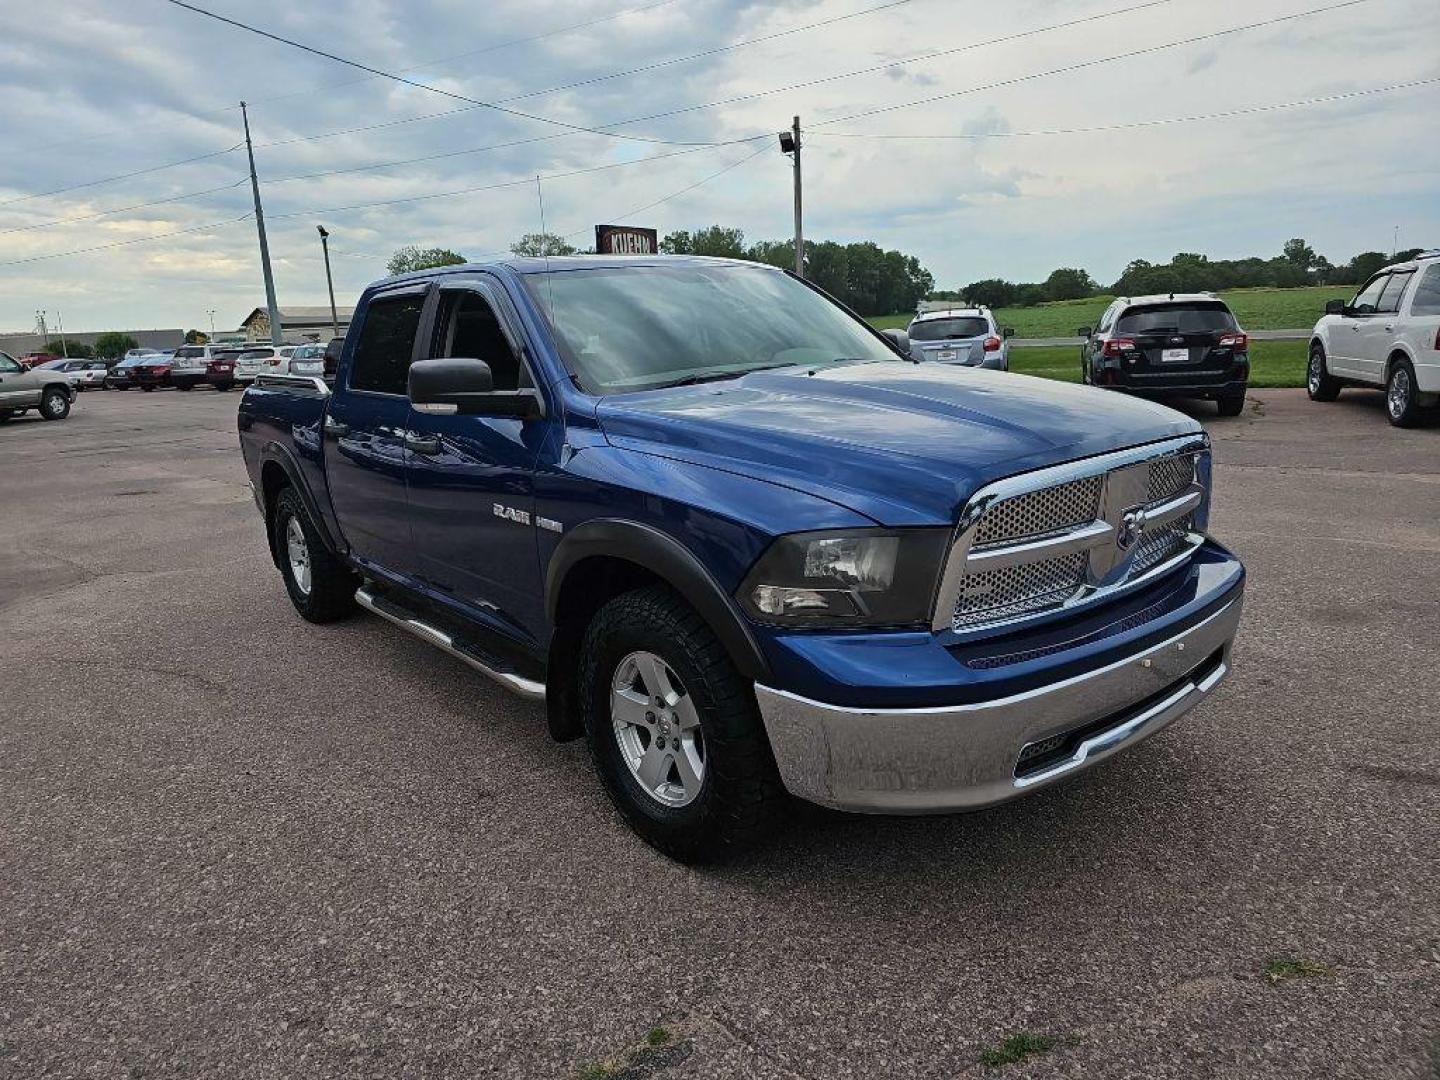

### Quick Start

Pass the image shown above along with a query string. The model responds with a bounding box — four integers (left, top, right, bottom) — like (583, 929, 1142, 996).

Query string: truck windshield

(522, 263, 897, 394)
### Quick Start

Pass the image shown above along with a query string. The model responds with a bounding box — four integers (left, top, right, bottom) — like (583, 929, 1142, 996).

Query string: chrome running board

(354, 586, 546, 702)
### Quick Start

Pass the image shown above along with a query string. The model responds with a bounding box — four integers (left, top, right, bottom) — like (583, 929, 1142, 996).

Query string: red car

(131, 357, 173, 391)
(18, 353, 58, 370)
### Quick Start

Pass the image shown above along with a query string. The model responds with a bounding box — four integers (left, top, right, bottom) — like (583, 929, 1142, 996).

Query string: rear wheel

(1386, 359, 1425, 428)
(39, 387, 70, 421)
(271, 486, 357, 623)
(0, 409, 14, 423)
(177, 382, 193, 391)
(578, 585, 785, 863)
(1307, 344, 1341, 402)
(142, 384, 155, 392)
(1216, 392, 1246, 417)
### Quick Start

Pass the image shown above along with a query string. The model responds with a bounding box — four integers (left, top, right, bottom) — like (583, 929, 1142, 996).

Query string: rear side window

(1409, 265, 1440, 316)
(909, 317, 989, 341)
(1375, 271, 1412, 315)
(1115, 302, 1236, 334)
(173, 346, 204, 358)
(350, 294, 425, 394)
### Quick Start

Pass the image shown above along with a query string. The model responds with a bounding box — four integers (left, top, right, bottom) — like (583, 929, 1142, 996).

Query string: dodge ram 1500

(238, 256, 1245, 861)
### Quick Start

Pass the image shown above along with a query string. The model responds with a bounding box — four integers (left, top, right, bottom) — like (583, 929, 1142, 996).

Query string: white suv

(1308, 251, 1440, 427)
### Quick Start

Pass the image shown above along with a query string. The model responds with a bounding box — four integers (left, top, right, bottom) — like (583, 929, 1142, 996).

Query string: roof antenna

(535, 174, 557, 327)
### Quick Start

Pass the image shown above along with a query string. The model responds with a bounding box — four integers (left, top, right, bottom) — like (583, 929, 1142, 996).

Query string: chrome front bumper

(755, 594, 1242, 814)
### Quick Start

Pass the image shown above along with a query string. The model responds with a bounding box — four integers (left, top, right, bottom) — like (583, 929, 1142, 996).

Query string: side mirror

(881, 328, 911, 356)
(1324, 299, 1344, 316)
(408, 357, 544, 419)
(1002, 327, 1015, 339)
(1077, 326, 1092, 338)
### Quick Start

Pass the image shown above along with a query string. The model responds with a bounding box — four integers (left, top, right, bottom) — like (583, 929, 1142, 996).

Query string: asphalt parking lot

(2, 386, 1437, 1079)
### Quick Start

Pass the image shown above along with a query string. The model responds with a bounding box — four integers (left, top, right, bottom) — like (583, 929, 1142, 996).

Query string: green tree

(93, 332, 139, 359)
(660, 229, 693, 254)
(509, 233, 576, 257)
(964, 279, 1018, 308)
(1344, 251, 1389, 284)
(185, 329, 208, 344)
(42, 338, 92, 359)
(686, 225, 746, 259)
(1282, 237, 1316, 271)
(386, 245, 466, 275)
(1042, 267, 1096, 301)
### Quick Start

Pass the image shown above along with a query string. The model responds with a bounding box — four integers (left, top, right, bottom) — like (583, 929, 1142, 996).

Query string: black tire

(177, 382, 193, 391)
(577, 585, 785, 863)
(39, 387, 70, 421)
(1216, 392, 1246, 417)
(270, 486, 357, 623)
(142, 384, 155, 392)
(1307, 343, 1341, 402)
(1386, 358, 1426, 428)
(0, 409, 13, 423)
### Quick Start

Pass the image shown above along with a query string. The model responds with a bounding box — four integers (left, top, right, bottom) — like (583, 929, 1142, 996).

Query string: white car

(49, 359, 111, 390)
(1308, 250, 1440, 427)
(272, 342, 326, 377)
(903, 307, 1013, 370)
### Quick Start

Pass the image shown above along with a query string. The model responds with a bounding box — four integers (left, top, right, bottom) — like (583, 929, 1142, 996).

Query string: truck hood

(597, 362, 1201, 526)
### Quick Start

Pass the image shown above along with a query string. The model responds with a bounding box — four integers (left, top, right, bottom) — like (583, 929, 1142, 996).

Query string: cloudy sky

(1, 0, 1436, 333)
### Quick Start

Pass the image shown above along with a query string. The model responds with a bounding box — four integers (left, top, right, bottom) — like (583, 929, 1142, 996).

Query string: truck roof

(374, 253, 768, 290)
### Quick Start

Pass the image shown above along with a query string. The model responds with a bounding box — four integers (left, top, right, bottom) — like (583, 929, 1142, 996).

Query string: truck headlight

(738, 529, 951, 627)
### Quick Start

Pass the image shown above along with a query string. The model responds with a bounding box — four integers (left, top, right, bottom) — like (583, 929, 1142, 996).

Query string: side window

(1098, 304, 1116, 333)
(1409, 264, 1440, 316)
(350, 293, 426, 395)
(1350, 274, 1389, 315)
(432, 289, 528, 392)
(1375, 271, 1412, 315)
(0, 354, 21, 374)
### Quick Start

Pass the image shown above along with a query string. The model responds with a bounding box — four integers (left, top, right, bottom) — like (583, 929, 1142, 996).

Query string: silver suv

(905, 307, 1013, 370)
(0, 351, 75, 421)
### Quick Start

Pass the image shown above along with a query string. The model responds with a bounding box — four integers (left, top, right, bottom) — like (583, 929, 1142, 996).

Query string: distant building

(239, 305, 355, 343)
(0, 328, 185, 355)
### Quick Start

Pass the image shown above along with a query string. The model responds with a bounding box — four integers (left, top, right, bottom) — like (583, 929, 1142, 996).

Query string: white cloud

(0, 0, 1436, 330)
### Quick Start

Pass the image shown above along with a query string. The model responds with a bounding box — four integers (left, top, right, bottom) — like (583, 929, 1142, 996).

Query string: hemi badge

(536, 516, 563, 534)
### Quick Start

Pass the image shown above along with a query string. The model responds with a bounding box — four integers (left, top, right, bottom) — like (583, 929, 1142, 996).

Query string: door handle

(1384, 324, 1394, 331)
(405, 433, 442, 455)
(323, 415, 349, 437)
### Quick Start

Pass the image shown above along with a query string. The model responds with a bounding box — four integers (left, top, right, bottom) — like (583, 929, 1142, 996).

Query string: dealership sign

(595, 225, 658, 255)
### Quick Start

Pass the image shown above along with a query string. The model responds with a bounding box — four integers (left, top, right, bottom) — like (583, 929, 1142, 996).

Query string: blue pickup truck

(237, 256, 1244, 861)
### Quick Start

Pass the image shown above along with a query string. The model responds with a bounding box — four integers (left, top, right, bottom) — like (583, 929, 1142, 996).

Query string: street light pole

(208, 309, 216, 338)
(56, 311, 68, 358)
(317, 225, 339, 338)
(240, 101, 283, 346)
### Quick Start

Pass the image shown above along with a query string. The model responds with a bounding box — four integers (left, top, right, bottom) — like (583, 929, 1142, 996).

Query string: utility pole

(56, 311, 68, 358)
(777, 118, 804, 278)
(241, 101, 283, 346)
(207, 309, 216, 338)
(317, 225, 339, 337)
(36, 309, 48, 348)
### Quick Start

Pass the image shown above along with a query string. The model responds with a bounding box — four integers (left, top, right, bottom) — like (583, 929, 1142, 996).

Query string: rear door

(1402, 263, 1440, 389)
(325, 287, 429, 576)
(402, 278, 549, 637)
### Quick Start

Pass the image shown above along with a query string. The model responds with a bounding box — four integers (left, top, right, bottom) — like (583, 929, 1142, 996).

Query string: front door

(325, 287, 429, 576)
(0, 353, 29, 407)
(1353, 270, 1412, 384)
(403, 279, 550, 639)
(1330, 273, 1389, 377)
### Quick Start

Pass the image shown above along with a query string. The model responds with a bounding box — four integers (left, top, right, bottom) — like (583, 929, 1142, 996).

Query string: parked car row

(80, 339, 342, 393)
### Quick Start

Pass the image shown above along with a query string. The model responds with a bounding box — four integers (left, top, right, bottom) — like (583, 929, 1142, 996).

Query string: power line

(237, 0, 688, 110)
(0, 178, 250, 236)
(0, 213, 253, 268)
(0, 144, 242, 208)
(163, 0, 731, 147)
(807, 77, 1440, 140)
(253, 0, 912, 152)
(809, 0, 1379, 130)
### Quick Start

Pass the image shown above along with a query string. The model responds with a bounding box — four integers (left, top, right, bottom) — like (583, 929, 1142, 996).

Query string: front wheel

(270, 486, 357, 623)
(1307, 344, 1341, 402)
(1387, 359, 1426, 428)
(578, 585, 785, 863)
(141, 385, 155, 392)
(1216, 392, 1246, 417)
(39, 388, 71, 421)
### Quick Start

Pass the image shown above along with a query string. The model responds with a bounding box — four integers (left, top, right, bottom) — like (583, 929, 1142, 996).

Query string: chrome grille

(972, 475, 1102, 548)
(1146, 453, 1197, 504)
(1131, 511, 1194, 576)
(937, 437, 1209, 635)
(953, 552, 1087, 629)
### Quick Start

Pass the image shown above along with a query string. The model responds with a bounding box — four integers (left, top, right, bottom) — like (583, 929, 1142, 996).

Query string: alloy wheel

(610, 650, 706, 808)
(1388, 366, 1410, 421)
(285, 516, 312, 596)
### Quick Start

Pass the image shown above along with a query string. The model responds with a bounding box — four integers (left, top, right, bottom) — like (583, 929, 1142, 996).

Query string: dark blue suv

(238, 256, 1245, 861)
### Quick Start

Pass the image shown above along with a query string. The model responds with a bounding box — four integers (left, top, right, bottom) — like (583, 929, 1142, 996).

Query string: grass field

(1007, 339, 1307, 388)
(869, 285, 1344, 338)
